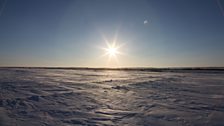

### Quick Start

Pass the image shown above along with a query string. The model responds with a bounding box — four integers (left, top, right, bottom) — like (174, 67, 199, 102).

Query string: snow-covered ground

(0, 68, 224, 126)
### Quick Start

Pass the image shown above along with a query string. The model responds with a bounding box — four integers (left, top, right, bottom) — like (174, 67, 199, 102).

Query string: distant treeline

(0, 67, 224, 73)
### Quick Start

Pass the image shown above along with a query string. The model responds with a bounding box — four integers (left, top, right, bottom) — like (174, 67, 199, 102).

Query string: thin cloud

(0, 0, 8, 16)
(144, 20, 148, 24)
(216, 0, 224, 17)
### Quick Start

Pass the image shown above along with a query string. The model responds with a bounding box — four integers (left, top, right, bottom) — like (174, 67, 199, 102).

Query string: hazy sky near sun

(0, 0, 224, 67)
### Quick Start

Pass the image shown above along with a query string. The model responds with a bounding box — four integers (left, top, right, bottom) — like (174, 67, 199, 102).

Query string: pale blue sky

(0, 0, 224, 67)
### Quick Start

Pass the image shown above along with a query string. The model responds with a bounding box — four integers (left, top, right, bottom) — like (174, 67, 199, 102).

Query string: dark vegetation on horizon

(0, 67, 224, 73)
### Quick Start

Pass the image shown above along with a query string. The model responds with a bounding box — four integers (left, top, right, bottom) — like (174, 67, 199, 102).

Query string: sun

(99, 32, 125, 66)
(105, 46, 118, 56)
(102, 41, 123, 59)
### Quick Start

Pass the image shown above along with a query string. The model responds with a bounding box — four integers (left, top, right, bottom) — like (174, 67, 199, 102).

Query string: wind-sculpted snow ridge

(0, 68, 224, 126)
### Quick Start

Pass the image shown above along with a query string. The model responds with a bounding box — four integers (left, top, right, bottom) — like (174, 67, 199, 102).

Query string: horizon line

(0, 66, 224, 71)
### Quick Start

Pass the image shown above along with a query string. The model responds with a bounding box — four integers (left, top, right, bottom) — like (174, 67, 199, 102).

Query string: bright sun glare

(106, 47, 118, 56)
(99, 32, 126, 66)
(102, 41, 123, 59)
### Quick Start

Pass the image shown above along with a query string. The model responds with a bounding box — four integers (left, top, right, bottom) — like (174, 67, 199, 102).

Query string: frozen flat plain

(0, 68, 224, 126)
